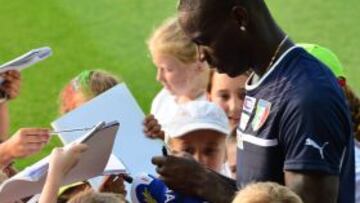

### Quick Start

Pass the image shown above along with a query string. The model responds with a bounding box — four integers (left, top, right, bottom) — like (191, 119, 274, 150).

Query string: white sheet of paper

(51, 83, 162, 177)
(0, 121, 118, 203)
(102, 154, 127, 176)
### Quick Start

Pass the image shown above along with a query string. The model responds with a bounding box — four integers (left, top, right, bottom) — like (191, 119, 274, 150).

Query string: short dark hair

(178, 0, 234, 12)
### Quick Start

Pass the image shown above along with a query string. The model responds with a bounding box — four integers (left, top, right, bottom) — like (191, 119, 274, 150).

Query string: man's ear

(231, 6, 249, 28)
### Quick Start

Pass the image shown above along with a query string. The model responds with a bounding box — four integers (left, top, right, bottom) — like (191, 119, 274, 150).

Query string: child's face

(153, 53, 199, 97)
(169, 129, 226, 172)
(208, 73, 248, 130)
(60, 87, 89, 114)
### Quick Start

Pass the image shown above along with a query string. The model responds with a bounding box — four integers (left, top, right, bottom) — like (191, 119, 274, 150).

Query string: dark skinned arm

(285, 171, 339, 203)
(152, 155, 237, 203)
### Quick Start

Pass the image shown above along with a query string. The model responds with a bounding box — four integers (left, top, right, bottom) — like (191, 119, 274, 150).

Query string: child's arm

(0, 128, 49, 168)
(39, 144, 88, 203)
(0, 70, 21, 141)
(0, 102, 9, 142)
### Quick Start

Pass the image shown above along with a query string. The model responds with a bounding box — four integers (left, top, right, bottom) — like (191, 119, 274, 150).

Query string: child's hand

(5, 128, 50, 159)
(99, 174, 127, 195)
(143, 114, 165, 140)
(0, 70, 21, 100)
(48, 144, 88, 178)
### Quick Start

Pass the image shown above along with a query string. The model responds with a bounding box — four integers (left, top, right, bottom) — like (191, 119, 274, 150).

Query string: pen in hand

(162, 145, 168, 156)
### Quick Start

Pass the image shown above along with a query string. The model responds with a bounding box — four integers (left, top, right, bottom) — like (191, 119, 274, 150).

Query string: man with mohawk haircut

(152, 0, 354, 203)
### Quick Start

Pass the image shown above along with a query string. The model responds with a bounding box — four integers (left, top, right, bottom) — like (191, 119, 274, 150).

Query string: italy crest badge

(251, 99, 271, 131)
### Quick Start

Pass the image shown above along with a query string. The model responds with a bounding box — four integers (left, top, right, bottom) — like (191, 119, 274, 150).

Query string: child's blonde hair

(147, 17, 197, 64)
(68, 190, 126, 203)
(232, 182, 303, 203)
(59, 69, 120, 114)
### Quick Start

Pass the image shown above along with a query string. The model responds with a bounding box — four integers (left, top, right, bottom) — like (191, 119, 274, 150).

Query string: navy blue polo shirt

(236, 46, 354, 203)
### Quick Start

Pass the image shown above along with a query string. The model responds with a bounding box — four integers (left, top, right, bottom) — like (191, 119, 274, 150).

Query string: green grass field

(0, 0, 359, 169)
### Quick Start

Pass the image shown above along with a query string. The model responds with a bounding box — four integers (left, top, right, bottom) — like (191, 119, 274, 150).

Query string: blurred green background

(0, 0, 358, 169)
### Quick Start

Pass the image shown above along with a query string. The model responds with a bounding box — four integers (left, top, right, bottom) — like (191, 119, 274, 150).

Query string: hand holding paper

(0, 70, 21, 100)
(39, 144, 88, 203)
(1, 128, 49, 164)
(48, 144, 88, 178)
(99, 174, 126, 195)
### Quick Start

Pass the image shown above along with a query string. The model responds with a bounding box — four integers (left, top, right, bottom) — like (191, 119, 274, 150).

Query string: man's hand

(143, 114, 165, 140)
(5, 128, 50, 159)
(0, 70, 21, 100)
(152, 155, 237, 203)
(48, 143, 88, 178)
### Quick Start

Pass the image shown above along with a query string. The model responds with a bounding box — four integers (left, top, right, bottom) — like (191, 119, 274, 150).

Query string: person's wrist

(0, 91, 8, 104)
(48, 163, 65, 175)
(200, 168, 235, 203)
(0, 141, 15, 167)
(47, 166, 66, 182)
(0, 99, 6, 105)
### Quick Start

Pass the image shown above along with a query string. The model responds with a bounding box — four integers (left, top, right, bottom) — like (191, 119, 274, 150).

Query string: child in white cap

(163, 100, 230, 174)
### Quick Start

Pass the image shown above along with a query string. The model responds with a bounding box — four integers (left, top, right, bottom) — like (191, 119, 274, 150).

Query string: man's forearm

(285, 171, 338, 203)
(200, 168, 238, 203)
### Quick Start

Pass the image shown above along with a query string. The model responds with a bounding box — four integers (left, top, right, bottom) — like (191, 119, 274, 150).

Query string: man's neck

(251, 40, 294, 81)
(247, 11, 294, 78)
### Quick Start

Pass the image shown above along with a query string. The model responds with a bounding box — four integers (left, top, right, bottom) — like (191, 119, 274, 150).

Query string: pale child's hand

(48, 144, 88, 177)
(99, 174, 127, 195)
(5, 128, 50, 159)
(143, 114, 165, 140)
(39, 144, 88, 203)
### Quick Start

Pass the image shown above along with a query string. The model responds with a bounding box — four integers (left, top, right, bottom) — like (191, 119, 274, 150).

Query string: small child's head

(147, 17, 209, 98)
(57, 182, 91, 203)
(232, 182, 303, 203)
(68, 190, 126, 203)
(207, 70, 249, 130)
(59, 70, 120, 114)
(164, 101, 230, 172)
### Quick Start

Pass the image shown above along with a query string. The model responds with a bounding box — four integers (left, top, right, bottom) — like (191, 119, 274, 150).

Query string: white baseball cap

(163, 101, 230, 143)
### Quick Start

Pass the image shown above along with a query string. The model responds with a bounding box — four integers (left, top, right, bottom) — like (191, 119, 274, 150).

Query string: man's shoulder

(278, 48, 343, 103)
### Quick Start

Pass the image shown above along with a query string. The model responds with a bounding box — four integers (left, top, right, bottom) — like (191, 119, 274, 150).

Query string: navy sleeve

(279, 83, 351, 175)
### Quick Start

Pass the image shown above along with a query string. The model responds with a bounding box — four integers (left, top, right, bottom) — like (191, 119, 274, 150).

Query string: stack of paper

(0, 121, 119, 203)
